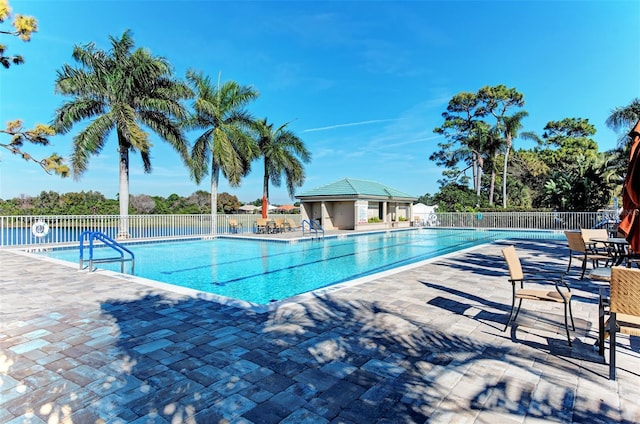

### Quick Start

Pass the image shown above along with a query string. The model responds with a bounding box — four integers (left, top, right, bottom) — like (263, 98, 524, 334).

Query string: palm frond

(52, 98, 106, 134)
(70, 113, 115, 177)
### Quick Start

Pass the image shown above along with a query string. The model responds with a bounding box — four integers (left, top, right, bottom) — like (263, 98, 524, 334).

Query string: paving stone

(212, 393, 256, 420)
(281, 408, 330, 424)
(255, 372, 295, 393)
(293, 368, 340, 392)
(2, 240, 639, 424)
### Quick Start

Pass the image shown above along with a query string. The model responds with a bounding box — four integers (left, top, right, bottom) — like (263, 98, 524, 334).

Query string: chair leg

(566, 255, 572, 274)
(568, 299, 575, 330)
(512, 298, 524, 322)
(580, 260, 587, 279)
(598, 304, 606, 356)
(609, 313, 617, 380)
(504, 296, 517, 331)
(563, 302, 572, 346)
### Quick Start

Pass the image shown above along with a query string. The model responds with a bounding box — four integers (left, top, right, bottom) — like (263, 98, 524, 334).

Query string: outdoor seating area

(598, 266, 640, 380)
(564, 230, 612, 279)
(228, 218, 243, 234)
(253, 217, 294, 234)
(502, 245, 574, 346)
(514, 227, 640, 380)
(2, 238, 639, 422)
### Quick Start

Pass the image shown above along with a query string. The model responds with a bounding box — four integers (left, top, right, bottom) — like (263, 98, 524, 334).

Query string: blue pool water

(37, 228, 561, 305)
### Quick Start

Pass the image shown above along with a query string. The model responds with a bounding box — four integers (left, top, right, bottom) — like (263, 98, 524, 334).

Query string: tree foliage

(431, 86, 627, 212)
(252, 118, 311, 203)
(53, 30, 192, 236)
(0, 190, 249, 215)
(217, 192, 241, 213)
(433, 85, 527, 208)
(0, 0, 37, 68)
(432, 183, 478, 212)
(1, 120, 68, 176)
(184, 70, 259, 231)
(0, 0, 68, 176)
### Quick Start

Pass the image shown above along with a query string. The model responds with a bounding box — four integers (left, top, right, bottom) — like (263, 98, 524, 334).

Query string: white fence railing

(433, 210, 619, 231)
(0, 211, 620, 248)
(0, 214, 301, 247)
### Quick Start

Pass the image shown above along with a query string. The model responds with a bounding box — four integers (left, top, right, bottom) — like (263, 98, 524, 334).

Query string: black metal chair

(502, 245, 575, 346)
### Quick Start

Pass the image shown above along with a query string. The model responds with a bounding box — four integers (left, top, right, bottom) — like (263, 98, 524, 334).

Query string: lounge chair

(286, 218, 299, 231)
(228, 219, 242, 234)
(502, 245, 575, 346)
(565, 230, 611, 279)
(274, 218, 286, 233)
(255, 218, 267, 234)
(600, 266, 640, 379)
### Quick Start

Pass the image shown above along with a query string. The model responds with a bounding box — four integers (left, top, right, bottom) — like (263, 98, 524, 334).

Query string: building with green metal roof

(295, 178, 417, 231)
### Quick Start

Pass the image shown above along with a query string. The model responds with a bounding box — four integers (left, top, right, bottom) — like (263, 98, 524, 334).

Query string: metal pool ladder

(302, 219, 324, 238)
(79, 230, 135, 273)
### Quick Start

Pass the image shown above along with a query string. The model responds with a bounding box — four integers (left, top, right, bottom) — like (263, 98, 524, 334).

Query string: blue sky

(1, 0, 639, 204)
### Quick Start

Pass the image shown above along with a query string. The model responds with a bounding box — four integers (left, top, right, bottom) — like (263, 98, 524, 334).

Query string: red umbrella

(618, 118, 640, 253)
(261, 195, 268, 219)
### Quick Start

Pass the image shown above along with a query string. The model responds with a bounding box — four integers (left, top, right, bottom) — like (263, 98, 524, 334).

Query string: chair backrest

(256, 218, 267, 226)
(275, 218, 285, 226)
(287, 218, 296, 227)
(502, 245, 524, 281)
(610, 267, 640, 316)
(580, 228, 608, 249)
(229, 219, 238, 226)
(565, 230, 586, 253)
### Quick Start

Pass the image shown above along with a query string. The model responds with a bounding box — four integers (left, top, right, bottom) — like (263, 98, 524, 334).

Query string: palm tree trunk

(488, 152, 498, 206)
(210, 163, 219, 235)
(503, 136, 512, 209)
(263, 157, 270, 200)
(117, 143, 130, 239)
(476, 155, 483, 203)
(488, 169, 496, 206)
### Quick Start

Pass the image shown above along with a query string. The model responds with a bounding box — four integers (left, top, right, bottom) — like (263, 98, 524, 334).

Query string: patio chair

(274, 218, 286, 233)
(580, 228, 610, 254)
(286, 218, 299, 231)
(228, 219, 242, 234)
(255, 218, 267, 234)
(601, 266, 640, 380)
(502, 245, 575, 346)
(564, 230, 611, 279)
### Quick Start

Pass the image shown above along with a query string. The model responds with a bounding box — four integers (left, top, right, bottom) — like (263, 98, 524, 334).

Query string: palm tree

(252, 118, 311, 211)
(53, 30, 192, 238)
(499, 110, 529, 208)
(184, 70, 258, 233)
(606, 98, 640, 146)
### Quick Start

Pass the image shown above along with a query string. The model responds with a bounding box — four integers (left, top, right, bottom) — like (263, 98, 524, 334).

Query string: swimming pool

(37, 228, 561, 306)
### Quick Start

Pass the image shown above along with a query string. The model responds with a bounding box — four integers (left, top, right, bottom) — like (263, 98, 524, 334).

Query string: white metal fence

(0, 210, 619, 248)
(0, 214, 301, 247)
(433, 210, 619, 231)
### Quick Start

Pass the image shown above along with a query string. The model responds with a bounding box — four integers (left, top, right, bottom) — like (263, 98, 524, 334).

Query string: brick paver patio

(1, 238, 639, 423)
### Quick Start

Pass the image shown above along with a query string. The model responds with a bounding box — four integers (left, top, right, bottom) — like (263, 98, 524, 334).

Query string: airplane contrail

(303, 118, 398, 133)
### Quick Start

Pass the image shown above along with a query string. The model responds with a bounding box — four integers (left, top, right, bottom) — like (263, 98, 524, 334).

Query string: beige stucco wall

(331, 201, 355, 229)
(300, 197, 415, 231)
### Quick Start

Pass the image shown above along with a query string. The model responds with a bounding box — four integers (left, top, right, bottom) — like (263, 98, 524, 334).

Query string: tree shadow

(80, 287, 626, 423)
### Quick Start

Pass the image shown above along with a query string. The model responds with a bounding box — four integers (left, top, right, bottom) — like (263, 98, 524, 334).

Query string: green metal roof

(296, 178, 416, 199)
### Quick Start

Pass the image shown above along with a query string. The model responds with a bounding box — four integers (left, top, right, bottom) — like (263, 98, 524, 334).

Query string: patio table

(590, 237, 629, 267)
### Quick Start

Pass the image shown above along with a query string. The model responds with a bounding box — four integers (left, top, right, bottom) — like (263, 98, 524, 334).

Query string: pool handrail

(79, 230, 135, 273)
(302, 219, 324, 237)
